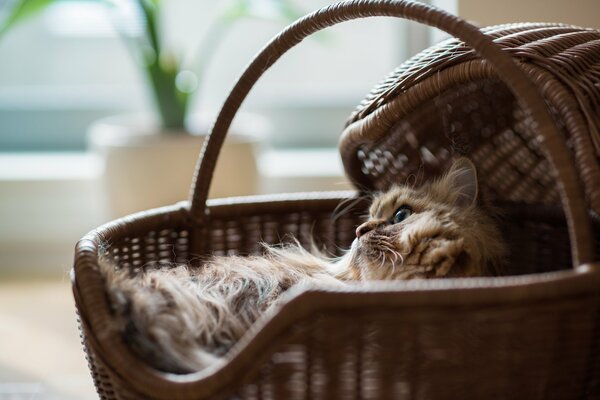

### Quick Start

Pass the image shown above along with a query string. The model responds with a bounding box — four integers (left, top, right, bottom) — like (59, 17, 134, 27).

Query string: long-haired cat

(101, 158, 506, 373)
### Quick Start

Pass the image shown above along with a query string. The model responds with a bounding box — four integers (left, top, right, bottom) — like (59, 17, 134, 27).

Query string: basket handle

(189, 0, 594, 267)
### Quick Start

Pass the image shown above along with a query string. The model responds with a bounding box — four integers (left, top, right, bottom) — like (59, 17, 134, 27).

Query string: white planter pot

(88, 113, 267, 218)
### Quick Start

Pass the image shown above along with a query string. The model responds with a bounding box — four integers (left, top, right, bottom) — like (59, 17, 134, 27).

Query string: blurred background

(0, 0, 598, 398)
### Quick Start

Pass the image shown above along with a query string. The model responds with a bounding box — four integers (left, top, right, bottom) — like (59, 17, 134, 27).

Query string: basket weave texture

(72, 1, 600, 399)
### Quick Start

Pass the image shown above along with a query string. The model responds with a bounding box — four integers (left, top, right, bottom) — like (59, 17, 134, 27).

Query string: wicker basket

(72, 1, 600, 399)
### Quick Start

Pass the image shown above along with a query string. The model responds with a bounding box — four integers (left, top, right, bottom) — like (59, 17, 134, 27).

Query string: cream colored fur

(100, 158, 506, 373)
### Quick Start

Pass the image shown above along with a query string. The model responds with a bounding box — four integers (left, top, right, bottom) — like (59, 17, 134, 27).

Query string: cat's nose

(356, 221, 379, 238)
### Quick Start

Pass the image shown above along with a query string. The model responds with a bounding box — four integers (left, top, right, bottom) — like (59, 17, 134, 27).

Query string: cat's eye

(392, 206, 413, 224)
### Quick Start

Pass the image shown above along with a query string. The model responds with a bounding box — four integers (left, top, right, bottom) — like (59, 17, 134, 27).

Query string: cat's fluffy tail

(99, 258, 226, 373)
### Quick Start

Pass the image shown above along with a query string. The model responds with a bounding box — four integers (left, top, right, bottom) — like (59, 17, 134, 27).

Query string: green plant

(0, 0, 54, 37)
(1, 0, 304, 131)
(109, 0, 305, 131)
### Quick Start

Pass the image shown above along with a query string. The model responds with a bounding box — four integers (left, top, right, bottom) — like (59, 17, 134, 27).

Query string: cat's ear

(447, 157, 479, 207)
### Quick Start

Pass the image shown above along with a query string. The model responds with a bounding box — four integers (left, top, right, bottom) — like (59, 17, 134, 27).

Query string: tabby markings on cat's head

(345, 158, 506, 281)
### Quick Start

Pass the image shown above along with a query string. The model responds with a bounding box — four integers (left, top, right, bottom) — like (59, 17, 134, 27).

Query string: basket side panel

(229, 293, 600, 400)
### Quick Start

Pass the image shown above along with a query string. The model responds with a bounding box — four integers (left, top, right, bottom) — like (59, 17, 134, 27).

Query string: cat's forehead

(370, 186, 422, 217)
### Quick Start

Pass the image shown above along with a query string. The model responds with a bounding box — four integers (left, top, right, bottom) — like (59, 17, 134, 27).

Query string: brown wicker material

(72, 1, 600, 399)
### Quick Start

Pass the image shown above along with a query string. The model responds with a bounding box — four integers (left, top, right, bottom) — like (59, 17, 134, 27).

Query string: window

(0, 0, 440, 151)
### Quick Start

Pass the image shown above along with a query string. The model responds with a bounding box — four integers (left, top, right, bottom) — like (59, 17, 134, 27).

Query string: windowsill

(0, 148, 348, 181)
(0, 149, 353, 277)
(0, 152, 102, 181)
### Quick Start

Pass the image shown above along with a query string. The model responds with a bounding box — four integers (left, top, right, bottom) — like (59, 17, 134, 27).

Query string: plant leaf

(0, 0, 55, 37)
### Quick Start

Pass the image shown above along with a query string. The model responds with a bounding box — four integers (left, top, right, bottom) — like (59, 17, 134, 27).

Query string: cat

(100, 157, 506, 373)
(342, 157, 506, 280)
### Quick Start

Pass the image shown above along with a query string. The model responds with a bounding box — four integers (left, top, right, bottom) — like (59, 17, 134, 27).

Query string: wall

(458, 0, 600, 28)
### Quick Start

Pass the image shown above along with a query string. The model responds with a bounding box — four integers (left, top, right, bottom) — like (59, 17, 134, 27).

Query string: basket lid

(340, 22, 600, 215)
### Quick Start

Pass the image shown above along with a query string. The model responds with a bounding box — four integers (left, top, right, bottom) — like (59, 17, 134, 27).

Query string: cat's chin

(352, 236, 386, 260)
(349, 236, 438, 280)
(348, 238, 375, 263)
(343, 238, 393, 280)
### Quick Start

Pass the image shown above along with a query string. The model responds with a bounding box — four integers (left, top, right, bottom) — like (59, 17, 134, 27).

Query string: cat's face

(345, 158, 506, 280)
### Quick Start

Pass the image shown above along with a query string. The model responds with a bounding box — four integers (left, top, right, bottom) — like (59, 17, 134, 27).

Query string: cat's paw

(405, 236, 465, 277)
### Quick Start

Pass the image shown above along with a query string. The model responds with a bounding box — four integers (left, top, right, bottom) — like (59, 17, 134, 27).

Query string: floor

(0, 279, 97, 400)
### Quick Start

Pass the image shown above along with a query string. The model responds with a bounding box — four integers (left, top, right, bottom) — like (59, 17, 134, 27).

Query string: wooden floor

(0, 279, 96, 399)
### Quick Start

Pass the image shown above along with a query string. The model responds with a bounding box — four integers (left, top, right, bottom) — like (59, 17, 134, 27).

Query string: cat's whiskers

(393, 251, 404, 268)
(376, 237, 401, 262)
(382, 245, 397, 264)
(372, 239, 406, 277)
(387, 252, 398, 276)
(377, 251, 388, 273)
(365, 233, 400, 270)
